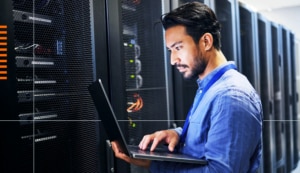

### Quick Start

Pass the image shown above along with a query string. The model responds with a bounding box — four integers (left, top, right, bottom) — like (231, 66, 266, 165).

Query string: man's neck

(198, 50, 227, 80)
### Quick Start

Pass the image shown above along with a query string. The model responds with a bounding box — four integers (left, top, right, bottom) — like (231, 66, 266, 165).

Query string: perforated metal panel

(120, 1, 170, 145)
(0, 0, 99, 172)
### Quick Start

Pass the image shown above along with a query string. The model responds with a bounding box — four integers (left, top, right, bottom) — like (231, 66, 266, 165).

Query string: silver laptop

(88, 78, 207, 164)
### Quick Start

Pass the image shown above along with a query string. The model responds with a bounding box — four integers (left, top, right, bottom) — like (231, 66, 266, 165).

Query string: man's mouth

(176, 64, 188, 72)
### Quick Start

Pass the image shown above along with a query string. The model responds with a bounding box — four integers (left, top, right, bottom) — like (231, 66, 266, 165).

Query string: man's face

(165, 25, 207, 79)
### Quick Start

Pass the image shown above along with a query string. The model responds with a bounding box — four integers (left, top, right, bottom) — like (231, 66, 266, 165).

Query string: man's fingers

(139, 130, 179, 152)
(111, 141, 132, 162)
(139, 134, 153, 150)
(111, 141, 123, 155)
(168, 139, 177, 152)
(150, 137, 160, 151)
(150, 131, 166, 151)
(111, 141, 151, 168)
(111, 141, 120, 152)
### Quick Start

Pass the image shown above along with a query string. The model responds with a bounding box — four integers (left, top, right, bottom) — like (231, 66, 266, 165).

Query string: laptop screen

(88, 79, 130, 155)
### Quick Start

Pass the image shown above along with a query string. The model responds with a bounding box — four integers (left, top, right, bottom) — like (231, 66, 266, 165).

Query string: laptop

(88, 78, 207, 164)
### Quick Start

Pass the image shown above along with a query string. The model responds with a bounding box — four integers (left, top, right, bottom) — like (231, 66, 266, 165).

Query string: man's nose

(170, 51, 180, 65)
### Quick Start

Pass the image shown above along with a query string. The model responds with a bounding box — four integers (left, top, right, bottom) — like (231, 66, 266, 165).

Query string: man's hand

(139, 129, 179, 152)
(110, 141, 151, 168)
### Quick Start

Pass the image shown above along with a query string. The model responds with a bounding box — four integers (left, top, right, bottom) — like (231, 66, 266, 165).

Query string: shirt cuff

(172, 127, 183, 136)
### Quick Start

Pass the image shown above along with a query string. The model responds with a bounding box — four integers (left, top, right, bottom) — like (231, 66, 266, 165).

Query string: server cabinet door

(282, 27, 298, 172)
(257, 14, 276, 173)
(239, 3, 260, 93)
(271, 22, 287, 173)
(105, 1, 173, 173)
(289, 32, 299, 170)
(214, 0, 241, 69)
(1, 0, 99, 172)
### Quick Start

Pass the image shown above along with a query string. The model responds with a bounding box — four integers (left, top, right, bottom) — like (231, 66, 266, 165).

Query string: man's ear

(202, 33, 213, 51)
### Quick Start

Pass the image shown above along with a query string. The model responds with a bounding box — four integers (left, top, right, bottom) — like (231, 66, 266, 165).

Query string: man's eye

(175, 46, 180, 51)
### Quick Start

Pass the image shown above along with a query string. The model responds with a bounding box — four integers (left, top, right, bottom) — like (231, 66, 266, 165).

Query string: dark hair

(161, 2, 222, 50)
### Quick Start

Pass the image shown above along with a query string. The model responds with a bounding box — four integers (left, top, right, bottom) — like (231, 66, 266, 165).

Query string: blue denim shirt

(150, 62, 263, 173)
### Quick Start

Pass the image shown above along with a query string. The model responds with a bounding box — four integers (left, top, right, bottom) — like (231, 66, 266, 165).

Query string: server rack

(290, 32, 299, 170)
(282, 27, 299, 172)
(238, 2, 260, 93)
(271, 22, 287, 173)
(214, 0, 241, 70)
(0, 0, 99, 172)
(103, 1, 173, 173)
(257, 14, 276, 173)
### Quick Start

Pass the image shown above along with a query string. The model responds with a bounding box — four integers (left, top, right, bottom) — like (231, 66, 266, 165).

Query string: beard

(179, 55, 207, 80)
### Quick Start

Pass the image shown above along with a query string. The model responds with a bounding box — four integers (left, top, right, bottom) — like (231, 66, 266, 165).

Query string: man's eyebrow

(169, 41, 182, 49)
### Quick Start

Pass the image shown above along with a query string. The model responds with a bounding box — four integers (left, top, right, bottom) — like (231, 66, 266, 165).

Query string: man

(111, 2, 263, 172)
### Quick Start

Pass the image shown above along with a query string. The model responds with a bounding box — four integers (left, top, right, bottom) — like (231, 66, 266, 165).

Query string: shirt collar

(196, 61, 236, 89)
